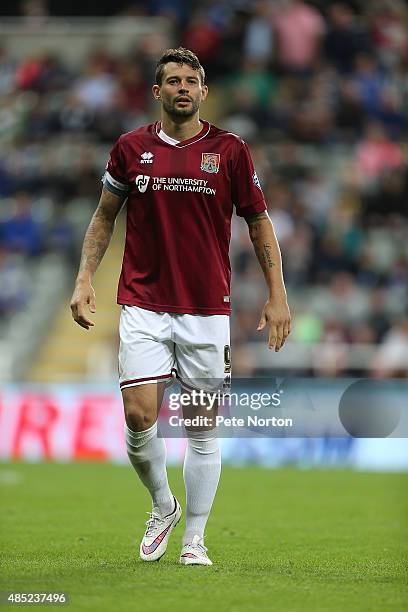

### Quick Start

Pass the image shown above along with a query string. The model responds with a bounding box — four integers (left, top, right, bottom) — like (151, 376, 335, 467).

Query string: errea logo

(140, 151, 154, 164)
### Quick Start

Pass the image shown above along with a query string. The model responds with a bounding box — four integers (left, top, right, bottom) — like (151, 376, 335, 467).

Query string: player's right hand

(70, 280, 96, 330)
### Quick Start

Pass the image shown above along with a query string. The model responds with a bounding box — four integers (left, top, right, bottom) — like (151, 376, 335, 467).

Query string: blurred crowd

(1, 0, 408, 377)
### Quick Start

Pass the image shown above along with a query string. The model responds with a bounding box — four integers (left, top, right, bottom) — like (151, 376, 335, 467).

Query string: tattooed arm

(246, 211, 291, 351)
(70, 187, 125, 329)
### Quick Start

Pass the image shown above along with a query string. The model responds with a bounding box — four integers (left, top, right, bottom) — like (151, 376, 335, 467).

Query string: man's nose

(178, 83, 189, 92)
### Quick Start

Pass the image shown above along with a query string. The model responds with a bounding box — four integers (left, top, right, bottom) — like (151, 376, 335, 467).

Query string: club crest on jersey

(201, 153, 220, 174)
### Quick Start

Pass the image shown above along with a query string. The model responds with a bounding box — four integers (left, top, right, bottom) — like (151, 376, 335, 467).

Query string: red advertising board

(0, 386, 186, 463)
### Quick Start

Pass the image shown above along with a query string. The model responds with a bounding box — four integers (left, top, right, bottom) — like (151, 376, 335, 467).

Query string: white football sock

(182, 429, 221, 545)
(125, 422, 174, 517)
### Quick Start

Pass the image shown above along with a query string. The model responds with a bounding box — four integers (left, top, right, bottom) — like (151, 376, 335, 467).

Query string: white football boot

(139, 497, 181, 562)
(179, 535, 213, 566)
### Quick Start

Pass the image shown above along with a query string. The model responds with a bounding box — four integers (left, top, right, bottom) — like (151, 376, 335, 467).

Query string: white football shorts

(119, 305, 231, 392)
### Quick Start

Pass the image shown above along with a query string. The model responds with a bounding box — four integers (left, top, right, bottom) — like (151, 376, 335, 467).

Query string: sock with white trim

(182, 429, 221, 545)
(125, 422, 174, 517)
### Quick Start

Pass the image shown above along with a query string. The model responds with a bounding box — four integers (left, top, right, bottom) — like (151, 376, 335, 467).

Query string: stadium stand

(0, 0, 407, 381)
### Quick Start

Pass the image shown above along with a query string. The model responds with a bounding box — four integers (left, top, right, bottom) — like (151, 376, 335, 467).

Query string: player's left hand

(257, 297, 291, 352)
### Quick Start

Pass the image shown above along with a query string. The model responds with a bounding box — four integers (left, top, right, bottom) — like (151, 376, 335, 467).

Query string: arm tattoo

(247, 212, 269, 244)
(262, 243, 275, 268)
(78, 190, 123, 277)
(78, 212, 114, 276)
(247, 213, 277, 270)
(246, 211, 269, 226)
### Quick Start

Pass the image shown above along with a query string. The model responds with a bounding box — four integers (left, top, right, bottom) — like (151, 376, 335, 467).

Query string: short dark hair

(155, 47, 205, 85)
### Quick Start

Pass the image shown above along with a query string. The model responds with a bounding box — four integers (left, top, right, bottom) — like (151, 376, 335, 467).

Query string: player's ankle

(183, 531, 204, 546)
(155, 495, 176, 518)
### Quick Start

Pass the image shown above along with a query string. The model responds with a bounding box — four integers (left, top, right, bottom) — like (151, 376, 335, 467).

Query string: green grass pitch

(0, 462, 407, 611)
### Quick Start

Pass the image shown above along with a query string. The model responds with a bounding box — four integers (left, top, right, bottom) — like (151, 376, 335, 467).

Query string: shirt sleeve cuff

(235, 198, 267, 218)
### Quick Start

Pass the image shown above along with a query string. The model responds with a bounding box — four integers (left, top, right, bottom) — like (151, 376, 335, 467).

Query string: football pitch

(1, 463, 407, 612)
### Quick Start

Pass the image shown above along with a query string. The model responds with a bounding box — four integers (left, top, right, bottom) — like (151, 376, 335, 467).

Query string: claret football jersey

(103, 120, 266, 315)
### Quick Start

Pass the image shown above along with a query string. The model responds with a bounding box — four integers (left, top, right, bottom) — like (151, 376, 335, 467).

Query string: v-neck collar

(158, 129, 179, 145)
(155, 120, 210, 148)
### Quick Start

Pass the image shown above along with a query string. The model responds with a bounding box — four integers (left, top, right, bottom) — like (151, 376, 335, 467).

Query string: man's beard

(162, 97, 200, 118)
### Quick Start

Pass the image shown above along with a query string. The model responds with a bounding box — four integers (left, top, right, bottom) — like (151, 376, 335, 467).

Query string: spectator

(244, 1, 274, 63)
(372, 317, 408, 378)
(0, 192, 43, 255)
(0, 249, 30, 318)
(356, 121, 403, 181)
(335, 79, 366, 140)
(312, 319, 348, 377)
(349, 53, 386, 118)
(362, 168, 408, 218)
(324, 2, 371, 74)
(272, 0, 325, 73)
(370, 0, 408, 69)
(73, 51, 118, 112)
(310, 273, 369, 325)
(367, 286, 392, 342)
(182, 9, 221, 78)
(0, 46, 17, 96)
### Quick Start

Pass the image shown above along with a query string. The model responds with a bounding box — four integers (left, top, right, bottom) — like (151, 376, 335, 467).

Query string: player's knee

(121, 386, 158, 431)
(124, 403, 155, 431)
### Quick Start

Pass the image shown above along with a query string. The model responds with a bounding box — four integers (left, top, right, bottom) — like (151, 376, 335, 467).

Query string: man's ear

(152, 84, 161, 100)
(201, 85, 209, 101)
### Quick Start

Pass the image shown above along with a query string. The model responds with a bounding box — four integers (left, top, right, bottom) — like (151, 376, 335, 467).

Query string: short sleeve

(102, 138, 130, 196)
(231, 141, 267, 218)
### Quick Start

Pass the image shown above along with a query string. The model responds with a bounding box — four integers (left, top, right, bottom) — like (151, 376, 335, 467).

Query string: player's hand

(257, 296, 291, 352)
(70, 279, 96, 330)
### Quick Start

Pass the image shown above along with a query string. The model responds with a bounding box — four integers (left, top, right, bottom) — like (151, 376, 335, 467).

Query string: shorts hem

(177, 374, 227, 394)
(120, 373, 173, 389)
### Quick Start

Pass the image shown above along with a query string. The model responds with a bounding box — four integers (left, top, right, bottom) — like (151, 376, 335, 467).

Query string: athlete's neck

(160, 113, 203, 142)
